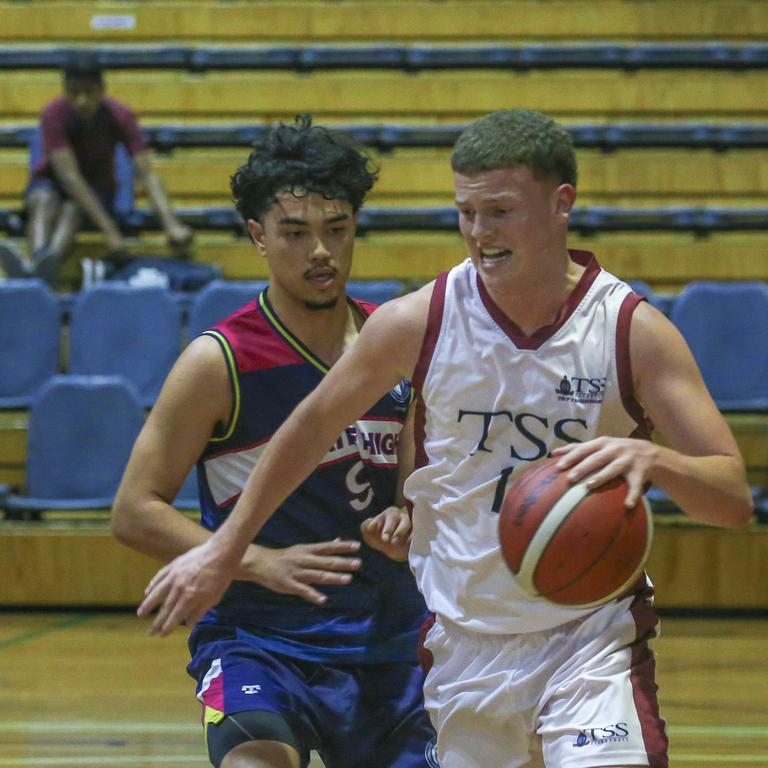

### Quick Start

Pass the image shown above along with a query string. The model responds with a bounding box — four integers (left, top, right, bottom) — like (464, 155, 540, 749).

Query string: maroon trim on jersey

(616, 292, 655, 439)
(213, 299, 305, 373)
(416, 611, 436, 674)
(476, 249, 601, 350)
(412, 272, 449, 471)
(629, 590, 670, 767)
(350, 297, 377, 320)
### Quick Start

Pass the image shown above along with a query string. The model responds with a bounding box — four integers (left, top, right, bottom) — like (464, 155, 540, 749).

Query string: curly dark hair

(451, 109, 577, 187)
(231, 114, 378, 223)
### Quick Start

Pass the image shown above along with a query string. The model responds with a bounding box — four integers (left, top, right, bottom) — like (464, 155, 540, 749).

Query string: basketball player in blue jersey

(112, 115, 437, 768)
(138, 110, 753, 768)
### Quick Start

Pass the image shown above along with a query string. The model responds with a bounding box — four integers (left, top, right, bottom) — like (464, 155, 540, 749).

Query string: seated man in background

(0, 52, 192, 285)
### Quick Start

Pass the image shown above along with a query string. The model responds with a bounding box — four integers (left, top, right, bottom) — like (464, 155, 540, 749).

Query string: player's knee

(27, 190, 55, 215)
(207, 711, 302, 768)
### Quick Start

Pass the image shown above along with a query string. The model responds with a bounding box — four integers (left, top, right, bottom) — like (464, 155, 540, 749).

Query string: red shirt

(31, 95, 147, 194)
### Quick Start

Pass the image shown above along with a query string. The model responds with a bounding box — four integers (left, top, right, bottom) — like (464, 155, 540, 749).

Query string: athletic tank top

(194, 289, 427, 663)
(406, 251, 651, 634)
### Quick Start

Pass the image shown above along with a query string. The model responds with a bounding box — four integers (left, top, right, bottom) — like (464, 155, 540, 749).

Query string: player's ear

(246, 219, 266, 253)
(553, 183, 576, 217)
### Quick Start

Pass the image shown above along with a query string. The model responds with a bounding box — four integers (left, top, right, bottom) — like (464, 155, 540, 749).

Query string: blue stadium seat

(4, 375, 145, 514)
(0, 279, 61, 408)
(669, 281, 768, 411)
(68, 284, 183, 406)
(186, 279, 267, 340)
(347, 280, 404, 304)
(644, 487, 680, 516)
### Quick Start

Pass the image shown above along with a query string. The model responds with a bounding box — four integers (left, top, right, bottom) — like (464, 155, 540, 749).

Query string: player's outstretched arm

(554, 301, 752, 527)
(138, 285, 433, 635)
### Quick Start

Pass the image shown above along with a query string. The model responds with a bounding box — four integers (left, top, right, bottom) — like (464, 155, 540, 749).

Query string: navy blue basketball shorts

(188, 628, 438, 768)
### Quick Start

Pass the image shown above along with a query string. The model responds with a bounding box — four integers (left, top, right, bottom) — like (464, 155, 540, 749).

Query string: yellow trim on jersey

(203, 330, 241, 442)
(204, 705, 226, 726)
(258, 291, 329, 374)
(203, 705, 225, 753)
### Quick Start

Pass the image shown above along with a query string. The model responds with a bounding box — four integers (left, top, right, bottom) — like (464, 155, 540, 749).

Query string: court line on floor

(0, 722, 198, 734)
(0, 614, 95, 651)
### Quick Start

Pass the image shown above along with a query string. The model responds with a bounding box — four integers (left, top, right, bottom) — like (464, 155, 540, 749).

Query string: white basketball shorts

(422, 594, 668, 768)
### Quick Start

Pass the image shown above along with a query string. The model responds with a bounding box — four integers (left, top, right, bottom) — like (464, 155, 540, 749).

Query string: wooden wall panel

(1, 70, 767, 121)
(1, 522, 766, 609)
(1, 2, 766, 43)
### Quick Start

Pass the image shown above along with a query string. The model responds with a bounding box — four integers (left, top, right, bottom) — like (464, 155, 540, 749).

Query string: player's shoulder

(40, 95, 68, 120)
(369, 280, 435, 324)
(103, 96, 140, 123)
(356, 282, 434, 350)
(352, 282, 437, 378)
(629, 296, 673, 335)
(152, 332, 231, 413)
(179, 332, 230, 373)
(629, 296, 691, 371)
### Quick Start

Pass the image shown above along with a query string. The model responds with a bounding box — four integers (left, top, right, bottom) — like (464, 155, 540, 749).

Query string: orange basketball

(498, 456, 653, 608)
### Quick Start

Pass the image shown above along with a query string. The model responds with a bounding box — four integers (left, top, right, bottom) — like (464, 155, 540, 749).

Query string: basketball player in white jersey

(139, 109, 753, 768)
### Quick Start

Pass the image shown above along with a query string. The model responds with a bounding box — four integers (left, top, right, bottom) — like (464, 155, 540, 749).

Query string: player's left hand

(361, 506, 412, 561)
(137, 540, 234, 636)
(167, 223, 194, 256)
(552, 436, 658, 509)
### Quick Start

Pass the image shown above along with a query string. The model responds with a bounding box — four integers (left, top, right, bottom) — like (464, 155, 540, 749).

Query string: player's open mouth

(305, 268, 336, 287)
(480, 249, 512, 266)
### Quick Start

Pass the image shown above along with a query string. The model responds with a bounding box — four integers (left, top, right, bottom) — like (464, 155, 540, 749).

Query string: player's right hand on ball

(240, 540, 362, 605)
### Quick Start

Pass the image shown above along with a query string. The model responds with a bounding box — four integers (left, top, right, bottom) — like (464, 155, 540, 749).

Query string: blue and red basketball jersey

(194, 289, 427, 663)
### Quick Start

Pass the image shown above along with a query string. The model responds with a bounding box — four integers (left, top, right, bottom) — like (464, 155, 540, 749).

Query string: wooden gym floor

(0, 611, 765, 766)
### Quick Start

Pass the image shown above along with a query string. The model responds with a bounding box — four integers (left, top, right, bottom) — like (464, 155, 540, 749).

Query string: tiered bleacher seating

(1, 0, 768, 608)
(0, 280, 268, 517)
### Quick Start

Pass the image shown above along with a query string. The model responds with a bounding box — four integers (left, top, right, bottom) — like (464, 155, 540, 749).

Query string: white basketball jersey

(405, 251, 651, 634)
